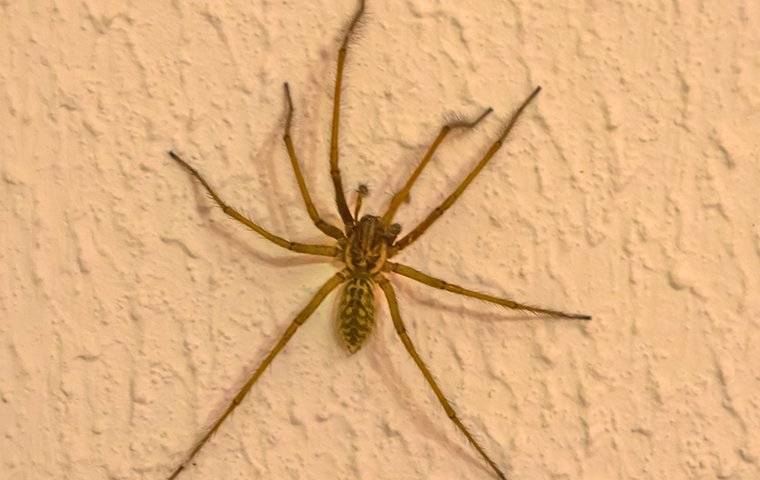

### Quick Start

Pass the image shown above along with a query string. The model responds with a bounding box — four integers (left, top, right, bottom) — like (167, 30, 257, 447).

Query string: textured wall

(2, 1, 759, 479)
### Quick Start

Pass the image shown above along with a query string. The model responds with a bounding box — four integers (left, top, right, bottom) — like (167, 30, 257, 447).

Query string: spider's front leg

(391, 87, 542, 254)
(282, 83, 345, 240)
(382, 107, 493, 224)
(328, 0, 366, 228)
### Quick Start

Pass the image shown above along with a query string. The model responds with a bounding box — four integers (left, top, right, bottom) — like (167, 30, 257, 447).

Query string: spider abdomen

(338, 277, 375, 353)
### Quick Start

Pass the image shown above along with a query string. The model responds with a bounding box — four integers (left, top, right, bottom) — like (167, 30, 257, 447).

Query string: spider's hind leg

(381, 107, 492, 225)
(376, 275, 508, 480)
(167, 271, 347, 479)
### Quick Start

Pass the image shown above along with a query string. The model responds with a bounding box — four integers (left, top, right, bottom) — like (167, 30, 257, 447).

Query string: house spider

(166, 1, 590, 478)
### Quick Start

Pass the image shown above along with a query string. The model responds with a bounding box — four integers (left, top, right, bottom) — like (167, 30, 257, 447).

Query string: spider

(165, 1, 590, 478)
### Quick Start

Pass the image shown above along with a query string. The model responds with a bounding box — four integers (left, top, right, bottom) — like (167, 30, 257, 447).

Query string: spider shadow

(366, 305, 500, 478)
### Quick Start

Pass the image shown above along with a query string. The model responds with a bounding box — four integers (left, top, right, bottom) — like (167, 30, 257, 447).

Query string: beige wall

(2, 1, 759, 479)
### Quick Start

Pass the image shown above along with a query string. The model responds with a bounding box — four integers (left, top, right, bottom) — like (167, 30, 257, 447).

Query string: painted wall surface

(2, 1, 759, 479)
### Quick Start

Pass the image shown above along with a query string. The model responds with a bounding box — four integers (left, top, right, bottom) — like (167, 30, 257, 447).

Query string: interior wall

(2, 1, 759, 479)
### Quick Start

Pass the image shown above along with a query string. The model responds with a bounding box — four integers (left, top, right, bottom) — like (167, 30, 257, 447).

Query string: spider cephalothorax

(166, 1, 590, 478)
(338, 214, 400, 352)
(342, 215, 400, 274)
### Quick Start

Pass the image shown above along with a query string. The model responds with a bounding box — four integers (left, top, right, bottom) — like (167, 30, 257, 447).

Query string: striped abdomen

(338, 277, 375, 353)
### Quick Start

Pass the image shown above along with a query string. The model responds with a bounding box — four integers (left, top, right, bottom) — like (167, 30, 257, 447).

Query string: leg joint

(444, 405, 457, 419)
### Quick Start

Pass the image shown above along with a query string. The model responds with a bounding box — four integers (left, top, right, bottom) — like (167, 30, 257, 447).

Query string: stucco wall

(2, 1, 759, 479)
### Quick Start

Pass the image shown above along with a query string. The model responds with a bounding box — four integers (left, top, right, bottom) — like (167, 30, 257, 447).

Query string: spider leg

(168, 271, 347, 480)
(391, 87, 542, 254)
(167, 151, 337, 257)
(329, 0, 366, 228)
(376, 275, 507, 479)
(388, 262, 591, 320)
(381, 107, 492, 224)
(353, 183, 369, 219)
(283, 83, 345, 240)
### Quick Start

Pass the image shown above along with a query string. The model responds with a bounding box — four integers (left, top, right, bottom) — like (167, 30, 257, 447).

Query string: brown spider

(166, 1, 590, 479)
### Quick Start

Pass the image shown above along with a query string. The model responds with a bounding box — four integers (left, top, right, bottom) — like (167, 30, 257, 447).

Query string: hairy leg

(283, 83, 345, 240)
(382, 107, 492, 224)
(168, 151, 337, 257)
(353, 183, 369, 219)
(168, 271, 347, 479)
(329, 0, 366, 227)
(392, 87, 542, 254)
(388, 262, 590, 320)
(376, 275, 508, 480)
